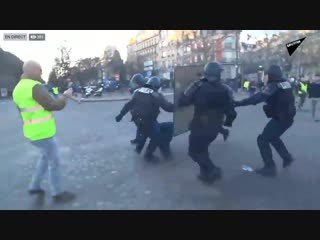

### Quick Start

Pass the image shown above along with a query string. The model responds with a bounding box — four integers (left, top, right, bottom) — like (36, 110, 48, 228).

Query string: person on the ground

(234, 65, 296, 177)
(178, 62, 237, 184)
(128, 73, 148, 145)
(115, 76, 174, 161)
(12, 60, 76, 203)
(308, 73, 320, 122)
(298, 77, 308, 110)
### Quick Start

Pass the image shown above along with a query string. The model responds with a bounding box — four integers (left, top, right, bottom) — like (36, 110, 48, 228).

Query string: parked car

(104, 80, 120, 92)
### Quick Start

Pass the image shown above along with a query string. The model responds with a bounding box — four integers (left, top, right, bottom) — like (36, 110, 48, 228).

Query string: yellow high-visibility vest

(12, 79, 56, 141)
(243, 81, 250, 89)
(299, 82, 308, 94)
(52, 87, 59, 95)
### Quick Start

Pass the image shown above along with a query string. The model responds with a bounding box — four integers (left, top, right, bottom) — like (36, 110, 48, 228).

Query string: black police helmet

(267, 65, 283, 81)
(146, 76, 161, 90)
(204, 62, 223, 82)
(130, 73, 147, 87)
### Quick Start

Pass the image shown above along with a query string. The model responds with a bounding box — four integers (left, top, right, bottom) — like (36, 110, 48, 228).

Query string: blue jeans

(29, 136, 61, 196)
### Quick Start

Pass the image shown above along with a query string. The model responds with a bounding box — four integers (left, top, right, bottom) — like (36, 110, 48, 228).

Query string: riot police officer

(234, 65, 296, 177)
(178, 62, 237, 184)
(115, 76, 174, 161)
(128, 73, 148, 144)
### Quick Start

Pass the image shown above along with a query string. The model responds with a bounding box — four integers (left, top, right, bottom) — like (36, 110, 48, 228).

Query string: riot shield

(173, 65, 204, 136)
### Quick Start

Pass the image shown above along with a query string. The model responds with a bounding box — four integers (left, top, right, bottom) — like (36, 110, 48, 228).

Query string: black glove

(115, 114, 122, 122)
(224, 110, 237, 127)
(233, 100, 242, 107)
(224, 120, 232, 127)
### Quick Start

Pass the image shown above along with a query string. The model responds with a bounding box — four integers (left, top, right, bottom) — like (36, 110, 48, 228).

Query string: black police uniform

(234, 65, 296, 177)
(178, 62, 237, 184)
(116, 77, 174, 160)
(219, 83, 234, 141)
(128, 74, 148, 145)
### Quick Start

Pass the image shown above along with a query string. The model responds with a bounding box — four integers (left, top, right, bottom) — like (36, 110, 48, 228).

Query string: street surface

(0, 92, 320, 210)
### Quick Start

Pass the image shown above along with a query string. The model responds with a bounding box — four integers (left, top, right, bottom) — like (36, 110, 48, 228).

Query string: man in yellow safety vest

(12, 60, 75, 203)
(298, 78, 308, 110)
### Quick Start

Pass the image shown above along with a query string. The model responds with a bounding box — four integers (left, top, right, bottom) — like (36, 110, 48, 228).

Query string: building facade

(127, 30, 241, 80)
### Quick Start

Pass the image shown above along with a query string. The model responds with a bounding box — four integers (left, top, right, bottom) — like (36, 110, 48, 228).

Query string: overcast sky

(0, 30, 286, 80)
(0, 30, 137, 80)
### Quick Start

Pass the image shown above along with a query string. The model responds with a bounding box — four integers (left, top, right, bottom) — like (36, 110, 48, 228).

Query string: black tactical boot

(283, 157, 295, 168)
(130, 139, 139, 145)
(144, 151, 159, 162)
(135, 146, 143, 154)
(160, 144, 172, 160)
(198, 167, 222, 184)
(256, 166, 277, 177)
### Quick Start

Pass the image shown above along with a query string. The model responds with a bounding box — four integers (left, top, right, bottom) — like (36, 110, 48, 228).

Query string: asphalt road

(1, 93, 320, 210)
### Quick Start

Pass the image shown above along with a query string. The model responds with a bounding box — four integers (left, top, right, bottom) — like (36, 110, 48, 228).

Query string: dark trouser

(136, 121, 174, 156)
(145, 122, 174, 156)
(133, 128, 141, 141)
(188, 129, 219, 173)
(218, 126, 228, 135)
(157, 122, 174, 154)
(298, 94, 306, 108)
(135, 126, 150, 153)
(257, 118, 293, 168)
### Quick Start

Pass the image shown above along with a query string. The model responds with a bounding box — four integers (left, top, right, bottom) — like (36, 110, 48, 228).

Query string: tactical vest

(265, 81, 296, 121)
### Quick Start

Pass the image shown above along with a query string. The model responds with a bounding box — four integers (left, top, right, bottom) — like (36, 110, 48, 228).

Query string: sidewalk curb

(81, 93, 174, 103)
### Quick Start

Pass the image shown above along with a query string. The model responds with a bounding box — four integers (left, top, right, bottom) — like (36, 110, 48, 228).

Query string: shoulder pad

(183, 80, 202, 96)
(151, 91, 162, 98)
(194, 80, 203, 87)
(277, 81, 292, 89)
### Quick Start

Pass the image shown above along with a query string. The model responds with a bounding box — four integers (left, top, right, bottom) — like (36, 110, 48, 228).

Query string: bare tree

(54, 44, 72, 78)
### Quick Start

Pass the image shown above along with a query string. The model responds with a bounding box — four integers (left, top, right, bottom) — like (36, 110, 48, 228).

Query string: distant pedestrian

(308, 73, 320, 122)
(297, 76, 308, 110)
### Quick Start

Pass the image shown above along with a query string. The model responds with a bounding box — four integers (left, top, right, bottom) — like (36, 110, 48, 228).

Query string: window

(194, 55, 198, 63)
(223, 51, 236, 62)
(200, 54, 204, 61)
(187, 46, 191, 52)
(224, 37, 235, 49)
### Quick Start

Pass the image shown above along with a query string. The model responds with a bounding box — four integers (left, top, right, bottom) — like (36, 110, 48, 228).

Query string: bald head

(22, 60, 43, 82)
